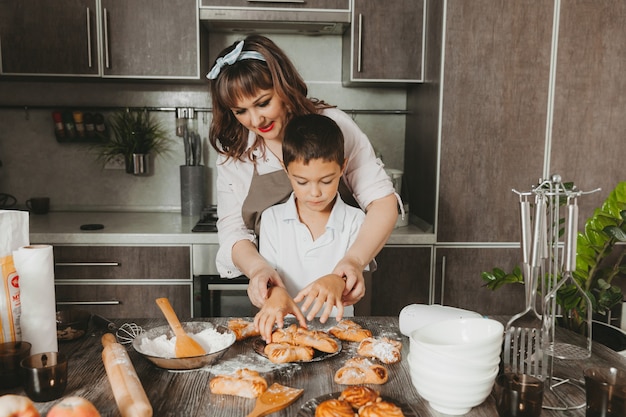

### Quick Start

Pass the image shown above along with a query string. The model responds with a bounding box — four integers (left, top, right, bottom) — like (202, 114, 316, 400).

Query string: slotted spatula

(246, 383, 304, 417)
(155, 297, 206, 358)
(503, 194, 545, 378)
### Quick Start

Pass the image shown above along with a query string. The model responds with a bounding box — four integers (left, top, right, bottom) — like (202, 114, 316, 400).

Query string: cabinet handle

(55, 262, 120, 267)
(57, 300, 121, 306)
(86, 7, 92, 68)
(440, 255, 446, 305)
(247, 0, 305, 3)
(357, 13, 363, 73)
(103, 8, 110, 69)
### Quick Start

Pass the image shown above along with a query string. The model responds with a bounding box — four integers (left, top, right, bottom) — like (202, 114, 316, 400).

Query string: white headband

(206, 40, 266, 80)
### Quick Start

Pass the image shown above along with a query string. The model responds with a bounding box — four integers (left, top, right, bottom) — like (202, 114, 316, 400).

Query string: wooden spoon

(155, 298, 206, 358)
(246, 383, 304, 417)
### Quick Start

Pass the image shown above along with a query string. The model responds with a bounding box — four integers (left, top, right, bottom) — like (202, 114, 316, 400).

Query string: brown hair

(282, 114, 344, 170)
(208, 35, 331, 161)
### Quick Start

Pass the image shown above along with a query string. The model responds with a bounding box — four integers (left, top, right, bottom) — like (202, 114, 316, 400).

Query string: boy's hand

(293, 274, 346, 323)
(254, 287, 307, 342)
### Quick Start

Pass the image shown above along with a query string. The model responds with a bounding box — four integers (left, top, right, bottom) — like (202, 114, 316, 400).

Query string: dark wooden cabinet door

(100, 0, 199, 78)
(344, 0, 423, 82)
(201, 0, 349, 9)
(0, 0, 99, 76)
(434, 247, 525, 316)
(549, 1, 626, 220)
(369, 246, 431, 316)
(436, 0, 553, 242)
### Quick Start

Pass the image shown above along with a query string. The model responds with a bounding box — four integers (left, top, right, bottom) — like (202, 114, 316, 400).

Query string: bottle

(94, 113, 106, 134)
(62, 111, 76, 138)
(52, 111, 65, 138)
(72, 111, 85, 138)
(83, 112, 95, 138)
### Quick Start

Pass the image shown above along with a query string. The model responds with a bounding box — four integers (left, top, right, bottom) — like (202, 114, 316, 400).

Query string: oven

(192, 244, 256, 317)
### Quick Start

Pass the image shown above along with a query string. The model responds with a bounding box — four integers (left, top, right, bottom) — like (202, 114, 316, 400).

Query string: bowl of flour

(133, 321, 236, 370)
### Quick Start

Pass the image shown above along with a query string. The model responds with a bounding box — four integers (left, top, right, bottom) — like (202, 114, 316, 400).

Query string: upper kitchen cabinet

(0, 0, 202, 79)
(342, 0, 424, 85)
(435, 0, 553, 242)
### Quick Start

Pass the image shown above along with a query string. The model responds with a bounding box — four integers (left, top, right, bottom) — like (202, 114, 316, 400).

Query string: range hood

(199, 8, 351, 35)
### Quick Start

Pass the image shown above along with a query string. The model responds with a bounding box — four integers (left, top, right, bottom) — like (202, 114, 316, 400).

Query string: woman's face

(230, 89, 289, 142)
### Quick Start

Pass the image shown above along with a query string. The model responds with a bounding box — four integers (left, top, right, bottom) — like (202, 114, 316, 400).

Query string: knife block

(180, 165, 205, 216)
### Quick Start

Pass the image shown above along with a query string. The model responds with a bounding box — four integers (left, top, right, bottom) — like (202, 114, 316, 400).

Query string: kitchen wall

(0, 33, 407, 213)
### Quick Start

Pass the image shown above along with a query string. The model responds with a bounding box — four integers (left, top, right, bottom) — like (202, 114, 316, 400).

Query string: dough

(329, 320, 372, 342)
(338, 385, 380, 409)
(264, 342, 314, 363)
(357, 337, 402, 364)
(358, 400, 405, 417)
(334, 357, 388, 385)
(314, 399, 354, 417)
(209, 368, 268, 398)
(227, 318, 260, 341)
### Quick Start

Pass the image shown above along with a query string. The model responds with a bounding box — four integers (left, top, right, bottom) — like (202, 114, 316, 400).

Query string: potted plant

(482, 181, 626, 329)
(95, 109, 171, 175)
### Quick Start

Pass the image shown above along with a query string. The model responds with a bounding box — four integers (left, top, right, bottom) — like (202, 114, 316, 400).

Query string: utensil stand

(513, 174, 599, 411)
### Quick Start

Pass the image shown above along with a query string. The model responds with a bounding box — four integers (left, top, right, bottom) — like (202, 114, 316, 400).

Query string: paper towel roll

(13, 245, 58, 354)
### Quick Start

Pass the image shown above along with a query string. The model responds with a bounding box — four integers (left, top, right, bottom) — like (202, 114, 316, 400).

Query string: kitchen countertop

(2, 316, 624, 416)
(28, 211, 436, 245)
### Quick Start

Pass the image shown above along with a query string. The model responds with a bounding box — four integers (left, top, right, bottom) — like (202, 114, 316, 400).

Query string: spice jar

(72, 111, 85, 138)
(52, 111, 64, 138)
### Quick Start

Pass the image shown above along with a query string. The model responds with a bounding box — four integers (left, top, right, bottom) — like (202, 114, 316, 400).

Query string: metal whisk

(93, 315, 144, 345)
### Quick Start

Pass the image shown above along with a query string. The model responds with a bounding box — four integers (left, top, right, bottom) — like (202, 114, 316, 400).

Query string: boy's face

(285, 158, 346, 214)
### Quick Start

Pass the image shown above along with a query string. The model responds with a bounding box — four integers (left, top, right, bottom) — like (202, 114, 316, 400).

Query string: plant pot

(124, 153, 152, 176)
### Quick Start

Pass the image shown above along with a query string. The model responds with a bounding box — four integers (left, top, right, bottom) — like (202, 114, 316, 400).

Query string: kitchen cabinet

(433, 247, 525, 316)
(342, 0, 424, 84)
(0, 0, 201, 79)
(369, 246, 431, 316)
(200, 0, 349, 10)
(53, 245, 192, 318)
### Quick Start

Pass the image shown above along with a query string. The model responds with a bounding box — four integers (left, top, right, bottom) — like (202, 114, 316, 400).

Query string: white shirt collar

(282, 192, 348, 232)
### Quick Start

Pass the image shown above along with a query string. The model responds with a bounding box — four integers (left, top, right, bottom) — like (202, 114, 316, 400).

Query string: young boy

(255, 114, 368, 341)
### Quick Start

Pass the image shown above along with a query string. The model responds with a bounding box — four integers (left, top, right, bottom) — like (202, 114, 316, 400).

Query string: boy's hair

(282, 114, 345, 169)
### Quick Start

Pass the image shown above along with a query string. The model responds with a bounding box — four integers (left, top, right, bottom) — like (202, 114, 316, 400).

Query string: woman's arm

(333, 193, 398, 305)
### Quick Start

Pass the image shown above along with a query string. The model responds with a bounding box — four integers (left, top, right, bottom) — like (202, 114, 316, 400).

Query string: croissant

(293, 327, 340, 353)
(357, 337, 402, 364)
(329, 320, 372, 342)
(334, 357, 388, 385)
(264, 342, 314, 363)
(338, 385, 380, 409)
(227, 318, 260, 341)
(270, 324, 298, 344)
(209, 368, 268, 398)
(358, 400, 405, 417)
(314, 399, 355, 417)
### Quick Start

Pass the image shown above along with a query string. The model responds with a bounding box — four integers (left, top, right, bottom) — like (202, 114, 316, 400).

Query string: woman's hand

(332, 256, 366, 306)
(254, 287, 307, 342)
(294, 274, 346, 323)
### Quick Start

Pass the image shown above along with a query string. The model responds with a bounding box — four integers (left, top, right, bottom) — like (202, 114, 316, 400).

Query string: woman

(208, 35, 399, 316)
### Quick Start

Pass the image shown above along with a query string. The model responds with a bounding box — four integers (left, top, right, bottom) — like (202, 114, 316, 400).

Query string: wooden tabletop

(3, 316, 626, 416)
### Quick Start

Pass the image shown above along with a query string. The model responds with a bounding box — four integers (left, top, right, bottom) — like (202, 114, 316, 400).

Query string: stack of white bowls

(408, 317, 504, 415)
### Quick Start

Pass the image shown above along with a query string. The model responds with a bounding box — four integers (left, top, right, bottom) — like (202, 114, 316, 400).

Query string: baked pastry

(358, 400, 405, 417)
(329, 320, 372, 342)
(264, 342, 315, 363)
(357, 337, 402, 364)
(334, 357, 388, 385)
(209, 368, 268, 398)
(314, 399, 354, 417)
(338, 385, 380, 408)
(293, 327, 340, 353)
(227, 318, 260, 341)
(270, 324, 298, 344)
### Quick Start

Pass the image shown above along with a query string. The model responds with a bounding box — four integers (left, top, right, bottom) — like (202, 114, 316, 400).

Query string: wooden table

(2, 316, 626, 416)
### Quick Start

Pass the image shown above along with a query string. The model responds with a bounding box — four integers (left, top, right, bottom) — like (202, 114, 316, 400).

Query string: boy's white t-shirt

(259, 192, 366, 317)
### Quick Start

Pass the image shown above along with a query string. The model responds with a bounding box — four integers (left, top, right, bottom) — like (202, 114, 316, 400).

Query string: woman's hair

(208, 35, 330, 160)
(282, 114, 344, 170)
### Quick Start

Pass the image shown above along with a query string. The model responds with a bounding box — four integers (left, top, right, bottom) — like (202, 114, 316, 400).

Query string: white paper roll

(13, 244, 58, 354)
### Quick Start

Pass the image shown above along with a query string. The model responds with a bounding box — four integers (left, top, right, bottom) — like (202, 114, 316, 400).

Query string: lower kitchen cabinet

(434, 247, 526, 316)
(369, 246, 431, 316)
(55, 283, 191, 319)
(53, 245, 192, 318)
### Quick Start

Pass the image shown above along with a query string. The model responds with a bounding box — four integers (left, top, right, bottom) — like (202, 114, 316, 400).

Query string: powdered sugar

(136, 327, 235, 357)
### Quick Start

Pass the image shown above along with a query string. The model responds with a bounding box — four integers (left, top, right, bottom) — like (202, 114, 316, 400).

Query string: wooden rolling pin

(101, 333, 153, 417)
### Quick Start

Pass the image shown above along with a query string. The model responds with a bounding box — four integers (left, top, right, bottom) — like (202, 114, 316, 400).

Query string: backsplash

(0, 34, 407, 213)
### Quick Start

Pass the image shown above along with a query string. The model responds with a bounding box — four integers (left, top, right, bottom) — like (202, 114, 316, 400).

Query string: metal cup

(584, 367, 626, 417)
(495, 372, 544, 417)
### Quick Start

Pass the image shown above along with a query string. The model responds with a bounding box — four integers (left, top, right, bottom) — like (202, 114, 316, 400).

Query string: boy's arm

(293, 274, 346, 323)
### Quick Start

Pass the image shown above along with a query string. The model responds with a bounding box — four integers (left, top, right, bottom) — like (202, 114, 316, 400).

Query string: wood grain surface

(2, 316, 625, 416)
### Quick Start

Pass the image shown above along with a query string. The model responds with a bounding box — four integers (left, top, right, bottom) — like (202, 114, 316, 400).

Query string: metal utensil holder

(514, 174, 599, 411)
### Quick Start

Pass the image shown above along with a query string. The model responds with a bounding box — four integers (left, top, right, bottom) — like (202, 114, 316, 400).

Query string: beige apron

(241, 165, 359, 236)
